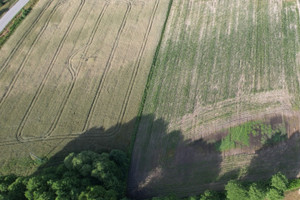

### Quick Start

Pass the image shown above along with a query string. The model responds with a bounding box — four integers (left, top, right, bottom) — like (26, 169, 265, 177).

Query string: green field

(129, 0, 300, 198)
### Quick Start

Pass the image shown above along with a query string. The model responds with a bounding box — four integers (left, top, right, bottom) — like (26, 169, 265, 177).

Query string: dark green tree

(225, 180, 248, 200)
(270, 172, 288, 192)
(248, 183, 266, 200)
(266, 188, 284, 200)
(7, 177, 27, 199)
(0, 150, 129, 199)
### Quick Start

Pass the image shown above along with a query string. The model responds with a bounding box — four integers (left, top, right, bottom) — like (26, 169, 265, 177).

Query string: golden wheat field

(0, 0, 170, 174)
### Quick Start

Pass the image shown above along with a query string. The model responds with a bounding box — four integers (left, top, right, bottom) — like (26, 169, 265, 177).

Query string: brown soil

(284, 189, 300, 200)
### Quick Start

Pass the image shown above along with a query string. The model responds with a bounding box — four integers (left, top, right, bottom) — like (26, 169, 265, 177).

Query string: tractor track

(0, 0, 161, 145)
(15, 0, 86, 142)
(0, 0, 53, 75)
(0, 0, 62, 109)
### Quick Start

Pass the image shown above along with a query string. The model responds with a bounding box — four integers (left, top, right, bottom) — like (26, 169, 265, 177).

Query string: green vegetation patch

(216, 121, 287, 152)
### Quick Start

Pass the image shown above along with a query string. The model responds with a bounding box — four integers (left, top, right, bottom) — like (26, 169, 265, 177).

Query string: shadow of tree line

(35, 114, 300, 199)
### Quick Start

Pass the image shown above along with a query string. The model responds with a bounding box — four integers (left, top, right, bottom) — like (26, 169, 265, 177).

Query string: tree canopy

(0, 150, 129, 200)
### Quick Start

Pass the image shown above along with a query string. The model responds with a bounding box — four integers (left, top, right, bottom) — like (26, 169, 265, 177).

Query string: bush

(270, 172, 288, 192)
(288, 178, 300, 191)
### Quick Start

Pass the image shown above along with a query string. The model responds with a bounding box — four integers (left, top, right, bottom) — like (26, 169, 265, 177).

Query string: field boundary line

(128, 0, 173, 193)
(114, 0, 161, 137)
(128, 0, 173, 153)
(16, 0, 86, 142)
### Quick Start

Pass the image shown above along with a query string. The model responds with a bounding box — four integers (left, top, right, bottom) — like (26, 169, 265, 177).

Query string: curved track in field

(32, 2, 109, 140)
(18, 1, 126, 142)
(15, 0, 86, 142)
(0, 0, 161, 145)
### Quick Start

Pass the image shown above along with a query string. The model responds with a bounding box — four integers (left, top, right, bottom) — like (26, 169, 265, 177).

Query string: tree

(225, 180, 248, 200)
(248, 183, 266, 200)
(266, 188, 284, 200)
(7, 177, 27, 199)
(270, 172, 288, 192)
(200, 190, 220, 200)
(109, 150, 129, 172)
(0, 150, 129, 199)
(0, 174, 17, 193)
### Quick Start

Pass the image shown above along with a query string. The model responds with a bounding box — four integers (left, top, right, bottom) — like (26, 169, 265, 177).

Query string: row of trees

(0, 150, 129, 200)
(225, 172, 288, 200)
(151, 172, 289, 200)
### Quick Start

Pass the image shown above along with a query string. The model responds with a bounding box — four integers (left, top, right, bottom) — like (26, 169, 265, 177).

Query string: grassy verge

(0, 0, 39, 49)
(0, 0, 18, 18)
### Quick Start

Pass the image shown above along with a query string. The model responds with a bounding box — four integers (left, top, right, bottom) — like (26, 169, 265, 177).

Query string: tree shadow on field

(127, 114, 300, 199)
(242, 131, 300, 182)
(128, 115, 223, 199)
(37, 115, 139, 169)
(217, 129, 300, 185)
(34, 112, 300, 199)
(34, 114, 224, 199)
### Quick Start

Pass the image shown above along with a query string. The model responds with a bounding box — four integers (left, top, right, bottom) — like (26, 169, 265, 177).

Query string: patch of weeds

(215, 121, 287, 152)
(261, 131, 287, 146)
